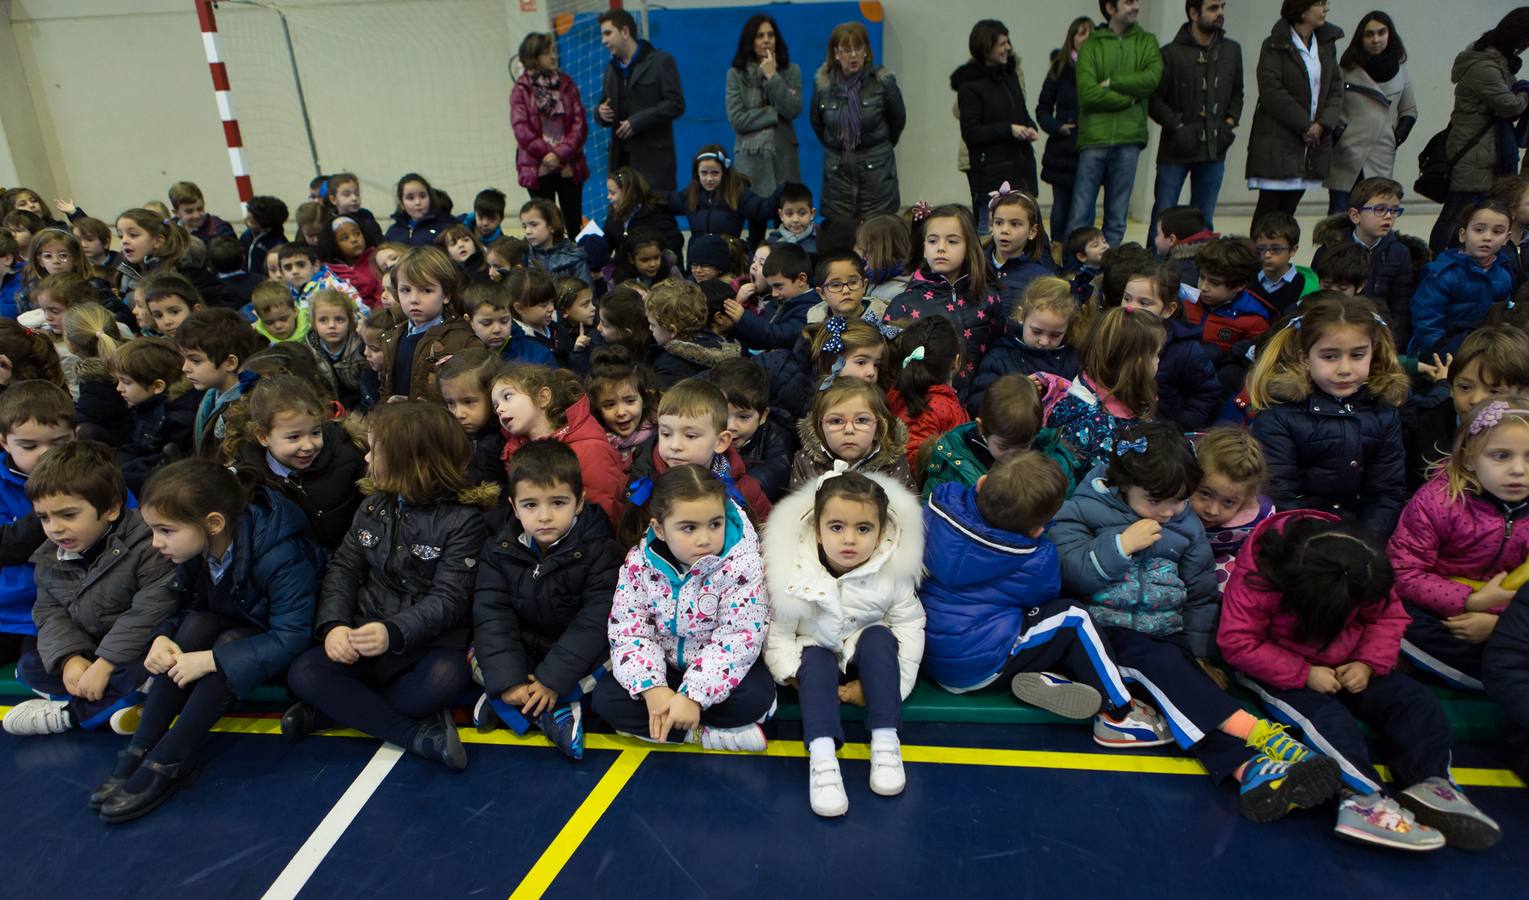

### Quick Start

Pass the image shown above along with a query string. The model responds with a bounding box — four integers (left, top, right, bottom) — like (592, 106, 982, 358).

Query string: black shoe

(99, 759, 191, 824)
(280, 702, 330, 741)
(89, 746, 148, 810)
(410, 709, 467, 771)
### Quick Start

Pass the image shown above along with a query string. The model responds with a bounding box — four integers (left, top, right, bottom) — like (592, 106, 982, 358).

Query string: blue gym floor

(3, 707, 1525, 899)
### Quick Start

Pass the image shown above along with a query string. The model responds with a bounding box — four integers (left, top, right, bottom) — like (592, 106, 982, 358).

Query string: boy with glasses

(1249, 211, 1319, 315)
(806, 253, 887, 324)
(1312, 177, 1415, 346)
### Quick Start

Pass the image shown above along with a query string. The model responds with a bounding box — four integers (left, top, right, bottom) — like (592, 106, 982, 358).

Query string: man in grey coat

(1147, 0, 1243, 232)
(596, 8, 686, 191)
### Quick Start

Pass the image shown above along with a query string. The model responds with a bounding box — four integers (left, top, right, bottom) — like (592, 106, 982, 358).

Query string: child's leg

(698, 661, 777, 729)
(138, 624, 256, 769)
(287, 647, 421, 748)
(795, 646, 846, 747)
(1104, 628, 1243, 752)
(379, 648, 472, 720)
(1235, 673, 1386, 795)
(998, 599, 1133, 711)
(590, 665, 685, 743)
(1482, 594, 1529, 776)
(1399, 605, 1485, 691)
(1338, 673, 1453, 789)
(851, 626, 904, 737)
(489, 664, 608, 736)
(129, 612, 235, 754)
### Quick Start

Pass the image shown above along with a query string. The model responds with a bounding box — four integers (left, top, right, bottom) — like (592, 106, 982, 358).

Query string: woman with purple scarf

(809, 22, 907, 222)
(511, 32, 590, 234)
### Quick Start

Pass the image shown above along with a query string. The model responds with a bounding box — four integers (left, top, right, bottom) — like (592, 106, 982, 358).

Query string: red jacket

(1217, 510, 1410, 690)
(510, 72, 590, 191)
(503, 396, 625, 527)
(888, 384, 970, 469)
(1387, 473, 1529, 618)
(330, 248, 381, 307)
(1181, 287, 1277, 353)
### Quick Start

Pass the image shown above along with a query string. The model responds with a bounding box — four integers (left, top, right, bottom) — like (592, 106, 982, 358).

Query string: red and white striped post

(194, 0, 253, 215)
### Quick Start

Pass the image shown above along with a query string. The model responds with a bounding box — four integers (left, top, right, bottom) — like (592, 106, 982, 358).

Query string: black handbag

(1415, 119, 1495, 202)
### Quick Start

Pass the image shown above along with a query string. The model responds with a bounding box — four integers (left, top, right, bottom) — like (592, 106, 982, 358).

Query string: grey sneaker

(1010, 671, 1103, 720)
(1334, 792, 1445, 852)
(1398, 777, 1503, 851)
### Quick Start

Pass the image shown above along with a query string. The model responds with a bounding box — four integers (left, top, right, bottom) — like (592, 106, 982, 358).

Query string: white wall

(2, 0, 1523, 230)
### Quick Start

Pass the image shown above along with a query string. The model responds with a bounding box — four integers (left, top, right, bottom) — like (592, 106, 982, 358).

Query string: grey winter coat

(810, 64, 906, 221)
(1326, 63, 1417, 189)
(1246, 20, 1345, 182)
(726, 62, 803, 196)
(31, 511, 178, 674)
(1149, 24, 1244, 165)
(1446, 46, 1529, 193)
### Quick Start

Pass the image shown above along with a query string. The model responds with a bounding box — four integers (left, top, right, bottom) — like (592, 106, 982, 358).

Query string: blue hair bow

(626, 477, 653, 507)
(821, 316, 847, 355)
(1115, 437, 1149, 456)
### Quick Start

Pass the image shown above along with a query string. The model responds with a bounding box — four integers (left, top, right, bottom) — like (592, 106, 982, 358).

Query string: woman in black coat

(953, 19, 1039, 232)
(1037, 17, 1092, 242)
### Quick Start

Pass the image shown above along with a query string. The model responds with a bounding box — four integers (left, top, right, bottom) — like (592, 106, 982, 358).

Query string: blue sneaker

(1238, 753, 1341, 823)
(1246, 719, 1318, 764)
(537, 704, 584, 760)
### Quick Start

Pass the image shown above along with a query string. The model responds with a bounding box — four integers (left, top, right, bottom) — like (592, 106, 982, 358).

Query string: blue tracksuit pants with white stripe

(1400, 604, 1486, 691)
(1236, 670, 1453, 795)
(993, 599, 1134, 712)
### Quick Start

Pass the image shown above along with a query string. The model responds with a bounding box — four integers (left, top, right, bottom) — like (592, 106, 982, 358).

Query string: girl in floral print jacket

(594, 465, 777, 751)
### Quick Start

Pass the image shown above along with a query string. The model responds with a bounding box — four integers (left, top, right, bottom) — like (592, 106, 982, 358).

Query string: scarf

(529, 69, 565, 118)
(710, 453, 749, 510)
(835, 68, 865, 151)
(1358, 43, 1402, 84)
(608, 420, 655, 470)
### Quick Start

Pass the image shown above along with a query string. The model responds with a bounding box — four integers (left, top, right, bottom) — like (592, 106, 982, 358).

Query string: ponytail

(62, 302, 120, 360)
(892, 317, 961, 417)
(141, 458, 261, 534)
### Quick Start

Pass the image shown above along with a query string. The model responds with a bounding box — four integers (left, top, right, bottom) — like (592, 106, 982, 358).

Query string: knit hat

(687, 234, 730, 271)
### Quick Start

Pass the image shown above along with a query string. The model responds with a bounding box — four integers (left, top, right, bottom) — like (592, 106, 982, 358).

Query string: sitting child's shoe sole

(1009, 673, 1102, 720)
(1396, 795, 1503, 851)
(1240, 757, 1340, 824)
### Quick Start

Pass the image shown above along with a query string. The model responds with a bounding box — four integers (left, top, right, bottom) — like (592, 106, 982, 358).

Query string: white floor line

(261, 743, 404, 900)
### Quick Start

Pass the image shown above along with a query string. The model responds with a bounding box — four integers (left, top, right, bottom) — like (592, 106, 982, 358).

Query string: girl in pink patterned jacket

(592, 465, 775, 752)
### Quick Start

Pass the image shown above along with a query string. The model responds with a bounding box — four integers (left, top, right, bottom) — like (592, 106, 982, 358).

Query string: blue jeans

(1067, 144, 1141, 247)
(1150, 160, 1226, 234)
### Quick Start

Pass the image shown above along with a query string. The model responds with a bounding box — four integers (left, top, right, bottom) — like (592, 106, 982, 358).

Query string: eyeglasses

(821, 277, 865, 294)
(823, 414, 877, 432)
(833, 45, 865, 57)
(1254, 244, 1292, 255)
(1359, 205, 1405, 218)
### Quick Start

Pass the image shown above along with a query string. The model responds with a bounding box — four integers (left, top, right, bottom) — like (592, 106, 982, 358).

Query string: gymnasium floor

(3, 702, 1524, 900)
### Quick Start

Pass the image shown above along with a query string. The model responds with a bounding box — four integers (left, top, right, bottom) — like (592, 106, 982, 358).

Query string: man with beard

(1148, 0, 1244, 232)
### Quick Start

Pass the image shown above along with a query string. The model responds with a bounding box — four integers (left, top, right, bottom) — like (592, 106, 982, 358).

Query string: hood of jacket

(794, 408, 910, 473)
(1453, 46, 1514, 84)
(762, 470, 925, 615)
(949, 58, 1015, 91)
(664, 332, 742, 368)
(638, 493, 754, 591)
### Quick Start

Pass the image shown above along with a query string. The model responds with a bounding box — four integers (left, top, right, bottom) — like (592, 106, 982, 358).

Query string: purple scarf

(529, 70, 565, 118)
(835, 68, 864, 151)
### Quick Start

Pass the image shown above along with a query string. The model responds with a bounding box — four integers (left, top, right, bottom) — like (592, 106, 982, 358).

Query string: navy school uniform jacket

(652, 331, 742, 389)
(734, 409, 797, 502)
(240, 227, 287, 275)
(120, 386, 204, 496)
(966, 332, 1080, 416)
(383, 209, 457, 247)
(732, 290, 821, 352)
(472, 504, 622, 697)
(350, 208, 385, 246)
(1157, 316, 1222, 431)
(467, 427, 508, 491)
(235, 422, 366, 552)
(992, 253, 1055, 322)
(1311, 227, 1415, 349)
(665, 187, 777, 239)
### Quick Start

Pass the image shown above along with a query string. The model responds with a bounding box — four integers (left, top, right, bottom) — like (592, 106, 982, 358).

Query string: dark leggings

(287, 645, 472, 748)
(130, 611, 258, 767)
(797, 625, 903, 746)
(1252, 189, 1304, 226)
(528, 173, 585, 235)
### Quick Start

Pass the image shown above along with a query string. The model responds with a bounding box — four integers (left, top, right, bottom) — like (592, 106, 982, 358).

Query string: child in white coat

(763, 466, 926, 817)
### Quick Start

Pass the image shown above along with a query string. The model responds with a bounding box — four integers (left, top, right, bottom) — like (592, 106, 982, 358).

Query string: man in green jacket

(1066, 0, 1163, 247)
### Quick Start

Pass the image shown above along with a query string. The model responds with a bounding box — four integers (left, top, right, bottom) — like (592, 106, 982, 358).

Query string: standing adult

(1067, 0, 1163, 248)
(510, 33, 589, 234)
(596, 8, 685, 192)
(1038, 17, 1093, 242)
(1147, 0, 1243, 232)
(953, 19, 1040, 229)
(1325, 12, 1416, 214)
(1245, 1, 1344, 225)
(810, 22, 907, 222)
(1428, 9, 1529, 253)
(725, 15, 803, 198)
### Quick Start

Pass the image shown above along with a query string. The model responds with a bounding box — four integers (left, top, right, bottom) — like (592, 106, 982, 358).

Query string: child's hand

(76, 658, 114, 702)
(838, 680, 866, 707)
(1468, 573, 1516, 610)
(168, 650, 216, 688)
(1444, 611, 1499, 644)
(1417, 353, 1453, 383)
(53, 198, 77, 216)
(1335, 661, 1373, 693)
(662, 693, 701, 737)
(1196, 658, 1229, 691)
(722, 297, 745, 323)
(735, 282, 758, 309)
(643, 686, 677, 741)
(573, 325, 590, 352)
(522, 676, 560, 718)
(502, 684, 532, 707)
(146, 636, 180, 674)
(1119, 519, 1163, 556)
(348, 622, 390, 657)
(1306, 665, 1342, 694)
(61, 655, 91, 695)
(324, 626, 359, 664)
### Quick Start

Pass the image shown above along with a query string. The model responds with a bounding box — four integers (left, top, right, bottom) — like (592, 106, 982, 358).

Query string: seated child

(988, 190, 1053, 321)
(764, 469, 926, 817)
(3, 442, 174, 736)
(924, 372, 1079, 501)
(730, 243, 820, 352)
(486, 235, 529, 282)
(521, 199, 591, 283)
(788, 376, 914, 492)
(1153, 205, 1214, 287)
(887, 317, 969, 469)
(471, 441, 622, 758)
(1251, 212, 1320, 314)
(277, 241, 361, 312)
(0, 382, 77, 648)
(438, 224, 489, 278)
(586, 345, 657, 473)
(283, 402, 492, 770)
(356, 306, 400, 412)
(646, 278, 741, 388)
(707, 358, 795, 502)
(176, 308, 266, 457)
(1052, 422, 1343, 823)
(506, 267, 569, 364)
(492, 364, 625, 525)
(0, 232, 24, 320)
(1410, 200, 1515, 359)
(1191, 427, 1275, 593)
(112, 337, 204, 494)
(251, 282, 310, 345)
(593, 465, 775, 750)
(463, 280, 555, 367)
(1063, 225, 1107, 304)
(806, 251, 890, 326)
(462, 188, 506, 244)
(1188, 237, 1277, 397)
(437, 348, 509, 490)
(305, 288, 366, 410)
(554, 276, 596, 371)
(1311, 177, 1416, 347)
(169, 181, 234, 243)
(1313, 241, 1371, 297)
(209, 236, 262, 311)
(1043, 306, 1167, 475)
(378, 246, 478, 401)
(766, 182, 818, 253)
(968, 276, 1081, 414)
(63, 303, 132, 445)
(1220, 513, 1499, 851)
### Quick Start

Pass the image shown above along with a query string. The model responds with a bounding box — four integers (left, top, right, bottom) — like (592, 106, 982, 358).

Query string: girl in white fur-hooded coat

(762, 465, 926, 818)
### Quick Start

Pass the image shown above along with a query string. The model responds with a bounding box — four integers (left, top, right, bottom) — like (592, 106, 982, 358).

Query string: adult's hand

(1303, 122, 1323, 145)
(759, 49, 778, 79)
(597, 100, 616, 123)
(616, 120, 634, 139)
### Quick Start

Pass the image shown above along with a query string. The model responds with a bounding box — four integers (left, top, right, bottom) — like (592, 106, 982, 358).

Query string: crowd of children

(0, 169, 1525, 853)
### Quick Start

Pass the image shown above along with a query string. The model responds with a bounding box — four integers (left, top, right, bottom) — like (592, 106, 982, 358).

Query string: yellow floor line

(507, 748, 647, 900)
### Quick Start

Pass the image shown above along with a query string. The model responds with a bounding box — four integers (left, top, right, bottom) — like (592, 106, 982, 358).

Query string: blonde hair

(309, 288, 356, 328)
(1246, 293, 1408, 410)
(62, 302, 120, 360)
(1016, 275, 1082, 346)
(1196, 426, 1267, 489)
(1445, 397, 1529, 501)
(394, 245, 463, 316)
(1079, 307, 1165, 419)
(252, 281, 296, 316)
(656, 378, 730, 434)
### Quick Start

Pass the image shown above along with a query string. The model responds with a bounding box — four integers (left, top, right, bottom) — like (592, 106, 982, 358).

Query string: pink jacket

(510, 72, 590, 190)
(1218, 510, 1410, 690)
(1387, 473, 1529, 617)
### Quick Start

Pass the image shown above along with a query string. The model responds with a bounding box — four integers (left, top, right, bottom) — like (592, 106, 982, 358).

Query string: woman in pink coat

(510, 33, 589, 236)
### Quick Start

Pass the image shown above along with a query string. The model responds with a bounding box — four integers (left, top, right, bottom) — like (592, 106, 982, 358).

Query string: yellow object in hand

(1450, 557, 1529, 592)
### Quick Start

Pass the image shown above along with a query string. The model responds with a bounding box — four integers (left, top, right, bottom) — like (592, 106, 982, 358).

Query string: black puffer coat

(236, 422, 366, 551)
(953, 59, 1039, 197)
(1037, 53, 1080, 187)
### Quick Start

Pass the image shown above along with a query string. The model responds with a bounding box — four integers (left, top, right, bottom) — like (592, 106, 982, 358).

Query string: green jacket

(921, 422, 1080, 503)
(1076, 23, 1163, 149)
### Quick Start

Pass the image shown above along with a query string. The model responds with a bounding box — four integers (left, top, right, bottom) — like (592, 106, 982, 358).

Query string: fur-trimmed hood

(357, 479, 501, 510)
(664, 334, 742, 368)
(793, 409, 910, 473)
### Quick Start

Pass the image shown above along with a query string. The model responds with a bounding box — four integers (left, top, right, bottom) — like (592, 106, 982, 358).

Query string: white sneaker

(809, 756, 849, 817)
(2, 699, 72, 736)
(109, 705, 143, 736)
(697, 723, 768, 752)
(869, 742, 906, 796)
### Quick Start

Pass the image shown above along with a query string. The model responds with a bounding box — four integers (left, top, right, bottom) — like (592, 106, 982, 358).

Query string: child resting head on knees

(923, 371, 1079, 500)
(1044, 306, 1166, 475)
(112, 336, 202, 494)
(1220, 514, 1499, 851)
(2, 441, 174, 738)
(436, 347, 509, 490)
(888, 317, 968, 469)
(789, 376, 913, 492)
(470, 440, 624, 758)
(971, 276, 1081, 415)
(1051, 423, 1344, 821)
(100, 459, 321, 823)
(282, 400, 491, 770)
(586, 345, 658, 472)
(593, 464, 775, 751)
(763, 468, 927, 817)
(1248, 293, 1410, 538)
(1315, 242, 1371, 298)
(139, 272, 203, 339)
(485, 235, 528, 282)
(251, 281, 308, 344)
(1191, 427, 1273, 592)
